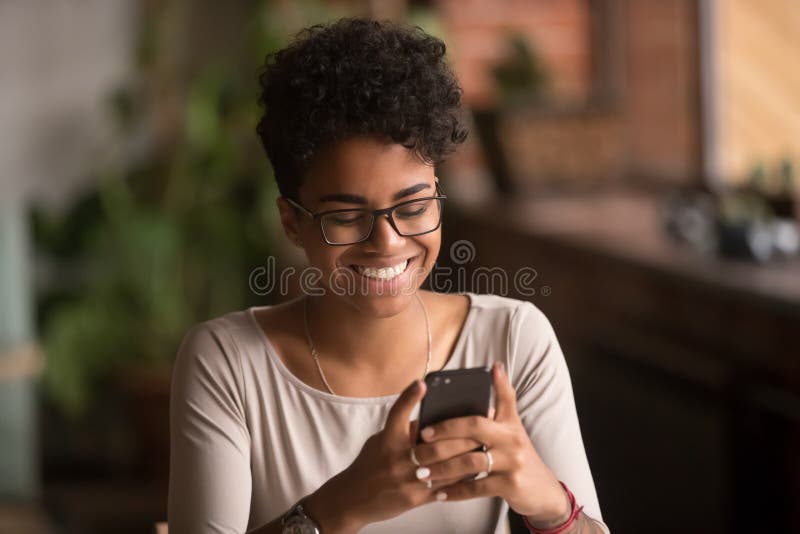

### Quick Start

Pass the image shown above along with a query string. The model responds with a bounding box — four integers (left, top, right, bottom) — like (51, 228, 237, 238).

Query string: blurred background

(1, 0, 799, 533)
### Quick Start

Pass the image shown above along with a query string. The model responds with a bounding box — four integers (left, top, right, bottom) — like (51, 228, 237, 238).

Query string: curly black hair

(256, 18, 468, 199)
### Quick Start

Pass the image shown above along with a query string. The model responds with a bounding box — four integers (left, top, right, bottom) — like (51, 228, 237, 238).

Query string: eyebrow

(318, 182, 431, 204)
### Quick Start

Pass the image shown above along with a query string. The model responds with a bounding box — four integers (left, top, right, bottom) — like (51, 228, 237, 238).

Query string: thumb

(386, 379, 426, 444)
(493, 361, 518, 422)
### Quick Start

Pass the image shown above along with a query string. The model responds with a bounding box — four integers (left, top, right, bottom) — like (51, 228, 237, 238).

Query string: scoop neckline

(246, 292, 476, 405)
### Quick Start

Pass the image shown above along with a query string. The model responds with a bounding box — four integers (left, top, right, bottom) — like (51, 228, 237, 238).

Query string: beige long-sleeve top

(168, 292, 607, 533)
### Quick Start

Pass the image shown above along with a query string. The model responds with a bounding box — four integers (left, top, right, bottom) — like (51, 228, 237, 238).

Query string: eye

(330, 213, 366, 226)
(396, 204, 428, 219)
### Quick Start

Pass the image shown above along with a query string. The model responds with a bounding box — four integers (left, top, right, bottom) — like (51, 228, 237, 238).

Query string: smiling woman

(167, 18, 608, 534)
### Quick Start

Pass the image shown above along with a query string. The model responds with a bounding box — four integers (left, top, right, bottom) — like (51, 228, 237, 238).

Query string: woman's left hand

(417, 362, 570, 523)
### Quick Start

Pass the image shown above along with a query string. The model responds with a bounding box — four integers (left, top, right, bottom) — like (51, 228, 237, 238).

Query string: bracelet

(522, 481, 584, 534)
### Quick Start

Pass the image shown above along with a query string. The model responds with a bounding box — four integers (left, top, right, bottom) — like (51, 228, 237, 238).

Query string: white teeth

(355, 259, 409, 280)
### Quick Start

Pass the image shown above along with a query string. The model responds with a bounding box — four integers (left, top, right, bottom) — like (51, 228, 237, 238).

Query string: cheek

(323, 249, 369, 292)
(306, 246, 345, 273)
(300, 236, 342, 276)
(419, 234, 441, 271)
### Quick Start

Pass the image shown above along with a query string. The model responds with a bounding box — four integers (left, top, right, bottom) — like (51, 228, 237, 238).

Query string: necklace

(303, 292, 432, 396)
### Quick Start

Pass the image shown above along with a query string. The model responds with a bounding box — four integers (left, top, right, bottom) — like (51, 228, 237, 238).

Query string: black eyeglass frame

(285, 182, 447, 246)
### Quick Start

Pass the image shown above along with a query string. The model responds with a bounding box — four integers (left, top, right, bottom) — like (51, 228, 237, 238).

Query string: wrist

(523, 481, 583, 534)
(524, 481, 571, 529)
(303, 482, 363, 534)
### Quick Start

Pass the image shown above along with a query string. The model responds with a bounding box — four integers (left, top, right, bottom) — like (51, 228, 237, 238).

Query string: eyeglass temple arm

(284, 196, 315, 218)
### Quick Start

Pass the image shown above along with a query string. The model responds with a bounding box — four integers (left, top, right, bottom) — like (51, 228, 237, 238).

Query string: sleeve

(507, 302, 609, 533)
(167, 322, 253, 534)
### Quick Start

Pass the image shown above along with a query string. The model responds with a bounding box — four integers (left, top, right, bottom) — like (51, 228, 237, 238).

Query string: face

(277, 137, 441, 318)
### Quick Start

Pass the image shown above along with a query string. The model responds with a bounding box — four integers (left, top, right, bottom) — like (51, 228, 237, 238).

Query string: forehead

(302, 137, 434, 195)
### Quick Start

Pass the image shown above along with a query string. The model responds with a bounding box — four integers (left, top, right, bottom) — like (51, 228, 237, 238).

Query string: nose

(366, 214, 405, 250)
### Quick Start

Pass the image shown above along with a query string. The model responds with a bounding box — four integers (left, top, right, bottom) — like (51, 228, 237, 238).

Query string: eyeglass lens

(320, 198, 442, 244)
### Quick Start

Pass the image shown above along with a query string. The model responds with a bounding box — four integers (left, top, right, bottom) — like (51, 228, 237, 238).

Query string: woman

(168, 18, 608, 534)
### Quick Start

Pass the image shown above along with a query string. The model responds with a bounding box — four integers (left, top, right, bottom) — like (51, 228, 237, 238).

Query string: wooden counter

(442, 191, 800, 534)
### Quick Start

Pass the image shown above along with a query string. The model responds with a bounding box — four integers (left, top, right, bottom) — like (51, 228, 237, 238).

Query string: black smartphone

(416, 366, 493, 445)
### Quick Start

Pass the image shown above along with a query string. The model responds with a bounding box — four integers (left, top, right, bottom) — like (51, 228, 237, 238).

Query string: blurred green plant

(492, 33, 549, 106)
(29, 0, 341, 418)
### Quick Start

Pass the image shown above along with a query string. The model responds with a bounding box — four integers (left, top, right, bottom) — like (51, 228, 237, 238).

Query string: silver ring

(426, 479, 432, 489)
(409, 447, 420, 466)
(472, 448, 493, 480)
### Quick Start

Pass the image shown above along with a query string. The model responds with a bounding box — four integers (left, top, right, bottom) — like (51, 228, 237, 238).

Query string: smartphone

(416, 366, 493, 445)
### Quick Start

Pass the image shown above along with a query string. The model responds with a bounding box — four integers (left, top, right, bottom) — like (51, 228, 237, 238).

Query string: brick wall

(437, 0, 703, 189)
(437, 0, 592, 108)
(622, 0, 702, 183)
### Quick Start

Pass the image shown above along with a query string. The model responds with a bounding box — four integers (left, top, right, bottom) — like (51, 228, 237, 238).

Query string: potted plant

(31, 1, 291, 480)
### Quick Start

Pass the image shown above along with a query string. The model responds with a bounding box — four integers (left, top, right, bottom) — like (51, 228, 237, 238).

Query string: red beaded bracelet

(522, 481, 584, 534)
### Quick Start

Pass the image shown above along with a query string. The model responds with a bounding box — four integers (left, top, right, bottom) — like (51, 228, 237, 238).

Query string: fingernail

(436, 491, 447, 501)
(415, 467, 430, 480)
(498, 362, 505, 376)
(421, 427, 434, 441)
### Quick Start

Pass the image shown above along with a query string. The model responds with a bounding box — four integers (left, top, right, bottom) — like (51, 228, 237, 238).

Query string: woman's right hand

(305, 379, 485, 532)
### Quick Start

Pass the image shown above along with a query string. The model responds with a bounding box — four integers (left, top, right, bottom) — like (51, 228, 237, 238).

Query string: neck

(304, 291, 429, 374)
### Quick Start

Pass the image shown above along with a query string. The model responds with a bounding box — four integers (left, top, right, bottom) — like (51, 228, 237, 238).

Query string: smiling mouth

(349, 256, 417, 281)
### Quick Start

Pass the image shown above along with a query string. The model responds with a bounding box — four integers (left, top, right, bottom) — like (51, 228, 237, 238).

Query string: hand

(307, 378, 474, 532)
(415, 362, 571, 524)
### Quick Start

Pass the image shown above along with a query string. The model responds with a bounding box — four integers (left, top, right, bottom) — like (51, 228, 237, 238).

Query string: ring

(409, 447, 420, 466)
(426, 480, 432, 489)
(472, 448, 493, 480)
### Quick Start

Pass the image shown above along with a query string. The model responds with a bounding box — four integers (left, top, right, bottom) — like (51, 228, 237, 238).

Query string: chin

(348, 291, 418, 319)
(320, 250, 434, 316)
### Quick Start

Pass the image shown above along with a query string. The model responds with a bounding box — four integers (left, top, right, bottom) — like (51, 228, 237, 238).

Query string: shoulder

(463, 294, 559, 375)
(465, 292, 550, 334)
(179, 309, 257, 356)
(171, 312, 255, 440)
(174, 308, 265, 389)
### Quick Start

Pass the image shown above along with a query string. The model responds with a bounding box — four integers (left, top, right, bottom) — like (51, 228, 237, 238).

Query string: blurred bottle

(766, 158, 799, 257)
(747, 162, 767, 196)
(716, 187, 773, 262)
(766, 158, 797, 218)
(663, 187, 717, 254)
(714, 163, 773, 262)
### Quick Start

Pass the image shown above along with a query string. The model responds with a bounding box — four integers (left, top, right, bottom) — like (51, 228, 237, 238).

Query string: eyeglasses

(286, 182, 447, 246)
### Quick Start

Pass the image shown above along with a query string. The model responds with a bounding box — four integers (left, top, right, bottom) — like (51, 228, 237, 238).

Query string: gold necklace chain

(303, 291, 432, 396)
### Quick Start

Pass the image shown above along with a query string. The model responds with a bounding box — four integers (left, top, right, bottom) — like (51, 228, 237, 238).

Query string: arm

(168, 322, 361, 534)
(509, 302, 610, 533)
(533, 515, 607, 534)
(523, 486, 607, 534)
(244, 480, 361, 534)
(167, 323, 253, 533)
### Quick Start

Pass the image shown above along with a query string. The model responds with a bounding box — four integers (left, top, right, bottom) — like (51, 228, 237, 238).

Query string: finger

(426, 450, 500, 481)
(430, 475, 469, 490)
(431, 475, 495, 503)
(408, 419, 420, 447)
(414, 437, 483, 465)
(386, 380, 426, 444)
(420, 414, 493, 445)
(492, 361, 518, 422)
(417, 473, 477, 496)
(487, 406, 496, 420)
(416, 478, 462, 502)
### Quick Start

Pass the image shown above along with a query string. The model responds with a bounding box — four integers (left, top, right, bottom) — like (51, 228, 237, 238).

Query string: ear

(276, 197, 304, 248)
